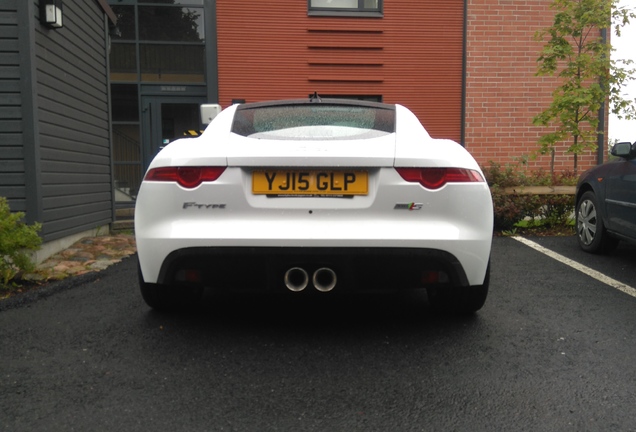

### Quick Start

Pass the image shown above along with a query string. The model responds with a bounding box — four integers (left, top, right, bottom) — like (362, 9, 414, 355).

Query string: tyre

(138, 261, 203, 312)
(576, 191, 619, 254)
(427, 264, 490, 315)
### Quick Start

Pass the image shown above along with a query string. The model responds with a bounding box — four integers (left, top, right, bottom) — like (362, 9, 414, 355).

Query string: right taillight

(396, 168, 484, 190)
(144, 166, 226, 189)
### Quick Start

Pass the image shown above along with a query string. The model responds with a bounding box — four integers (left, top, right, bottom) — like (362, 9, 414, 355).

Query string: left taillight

(396, 167, 485, 190)
(144, 166, 226, 189)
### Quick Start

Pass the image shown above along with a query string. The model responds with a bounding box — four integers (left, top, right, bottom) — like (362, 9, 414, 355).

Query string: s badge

(394, 203, 423, 211)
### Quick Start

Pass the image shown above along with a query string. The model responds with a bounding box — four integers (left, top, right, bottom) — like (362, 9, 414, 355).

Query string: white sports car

(135, 98, 493, 313)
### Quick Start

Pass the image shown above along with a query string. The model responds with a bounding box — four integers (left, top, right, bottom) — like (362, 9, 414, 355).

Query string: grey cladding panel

(6, 199, 26, 213)
(0, 147, 24, 159)
(36, 67, 107, 109)
(0, 25, 18, 38)
(42, 210, 112, 242)
(0, 160, 24, 173)
(0, 92, 20, 104)
(0, 53, 19, 65)
(43, 182, 111, 197)
(43, 192, 112, 210)
(0, 133, 23, 146)
(0, 1, 17, 11)
(39, 123, 109, 149)
(41, 172, 112, 185)
(0, 106, 20, 119)
(0, 173, 25, 185)
(0, 66, 20, 79)
(40, 147, 110, 166)
(0, 185, 25, 198)
(37, 95, 110, 135)
(36, 0, 114, 240)
(0, 120, 22, 133)
(0, 81, 19, 92)
(0, 39, 18, 52)
(45, 201, 111, 222)
(41, 160, 110, 175)
(40, 135, 110, 158)
(0, 0, 23, 204)
(0, 9, 18, 25)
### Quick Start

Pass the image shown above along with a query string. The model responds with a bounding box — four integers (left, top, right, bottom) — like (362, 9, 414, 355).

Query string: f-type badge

(394, 203, 423, 211)
(183, 202, 226, 209)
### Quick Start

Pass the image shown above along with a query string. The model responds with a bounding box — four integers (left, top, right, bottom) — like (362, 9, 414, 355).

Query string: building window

(309, 94, 383, 103)
(109, 3, 206, 84)
(140, 44, 205, 83)
(138, 0, 203, 4)
(309, 0, 382, 17)
(138, 6, 204, 42)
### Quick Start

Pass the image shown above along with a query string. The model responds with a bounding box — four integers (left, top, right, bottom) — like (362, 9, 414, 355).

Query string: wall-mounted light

(40, 0, 63, 29)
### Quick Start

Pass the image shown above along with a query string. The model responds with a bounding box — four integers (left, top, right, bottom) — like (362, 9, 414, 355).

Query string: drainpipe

(597, 28, 608, 165)
(461, 0, 467, 146)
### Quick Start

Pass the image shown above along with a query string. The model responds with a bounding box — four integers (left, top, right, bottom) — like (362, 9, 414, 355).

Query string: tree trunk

(550, 148, 555, 178)
(574, 153, 578, 176)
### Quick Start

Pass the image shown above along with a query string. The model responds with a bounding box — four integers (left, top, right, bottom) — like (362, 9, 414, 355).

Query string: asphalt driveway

(2, 236, 636, 431)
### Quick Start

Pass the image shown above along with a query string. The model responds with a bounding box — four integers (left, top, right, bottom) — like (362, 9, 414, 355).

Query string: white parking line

(512, 236, 636, 298)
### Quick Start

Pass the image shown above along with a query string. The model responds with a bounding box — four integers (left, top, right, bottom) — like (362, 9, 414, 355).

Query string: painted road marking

(512, 236, 636, 299)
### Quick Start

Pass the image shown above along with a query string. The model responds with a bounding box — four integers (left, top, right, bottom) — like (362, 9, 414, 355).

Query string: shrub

(482, 161, 578, 188)
(540, 194, 575, 227)
(482, 162, 575, 231)
(0, 197, 42, 286)
(489, 186, 544, 230)
(482, 162, 521, 188)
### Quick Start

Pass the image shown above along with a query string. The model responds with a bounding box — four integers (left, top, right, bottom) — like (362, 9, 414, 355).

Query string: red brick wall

(465, 0, 606, 173)
(216, 0, 464, 142)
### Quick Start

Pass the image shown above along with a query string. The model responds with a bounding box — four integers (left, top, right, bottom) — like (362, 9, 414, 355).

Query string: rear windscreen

(231, 104, 395, 140)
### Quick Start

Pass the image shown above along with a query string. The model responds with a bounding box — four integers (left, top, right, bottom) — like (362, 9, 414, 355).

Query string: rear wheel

(138, 262, 203, 312)
(576, 191, 619, 254)
(427, 264, 489, 315)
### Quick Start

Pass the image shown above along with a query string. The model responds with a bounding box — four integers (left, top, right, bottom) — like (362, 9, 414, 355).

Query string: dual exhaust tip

(284, 267, 337, 293)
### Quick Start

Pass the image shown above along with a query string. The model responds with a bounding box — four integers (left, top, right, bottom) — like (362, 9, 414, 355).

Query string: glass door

(141, 96, 207, 168)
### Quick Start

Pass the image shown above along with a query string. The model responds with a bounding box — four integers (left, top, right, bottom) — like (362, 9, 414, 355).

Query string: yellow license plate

(252, 170, 368, 196)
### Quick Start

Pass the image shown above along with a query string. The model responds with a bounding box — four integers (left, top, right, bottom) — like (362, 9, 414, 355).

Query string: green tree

(533, 0, 636, 175)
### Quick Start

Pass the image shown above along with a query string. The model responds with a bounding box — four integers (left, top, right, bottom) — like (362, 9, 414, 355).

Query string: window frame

(308, 0, 383, 18)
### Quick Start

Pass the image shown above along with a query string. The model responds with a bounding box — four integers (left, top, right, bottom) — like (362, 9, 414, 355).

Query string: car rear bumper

(138, 241, 492, 293)
(136, 212, 492, 287)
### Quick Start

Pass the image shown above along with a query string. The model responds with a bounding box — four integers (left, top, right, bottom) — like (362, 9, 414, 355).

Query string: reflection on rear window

(231, 103, 395, 140)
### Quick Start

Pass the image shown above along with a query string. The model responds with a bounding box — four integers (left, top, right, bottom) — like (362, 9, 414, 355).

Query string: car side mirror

(610, 141, 634, 158)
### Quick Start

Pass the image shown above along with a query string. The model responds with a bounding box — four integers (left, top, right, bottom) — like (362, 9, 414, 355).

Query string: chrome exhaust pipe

(312, 267, 337, 292)
(284, 267, 309, 292)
